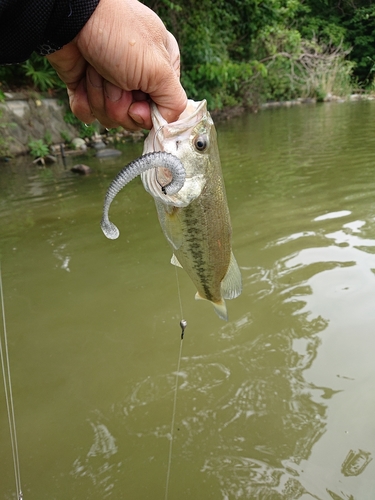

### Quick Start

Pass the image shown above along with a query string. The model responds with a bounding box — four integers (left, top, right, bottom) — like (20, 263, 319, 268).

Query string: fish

(100, 99, 242, 320)
(141, 99, 242, 320)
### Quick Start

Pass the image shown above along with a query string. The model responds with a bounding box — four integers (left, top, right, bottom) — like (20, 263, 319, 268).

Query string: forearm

(0, 0, 100, 64)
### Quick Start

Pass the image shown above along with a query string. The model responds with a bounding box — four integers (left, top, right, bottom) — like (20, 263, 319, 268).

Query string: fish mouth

(142, 99, 209, 206)
(151, 99, 208, 146)
(170, 99, 207, 129)
(150, 99, 209, 183)
(152, 99, 207, 126)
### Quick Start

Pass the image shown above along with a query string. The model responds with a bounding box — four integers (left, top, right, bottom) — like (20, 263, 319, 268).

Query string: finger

(86, 65, 109, 126)
(145, 30, 185, 123)
(68, 78, 96, 124)
(104, 81, 147, 130)
(149, 72, 187, 124)
(86, 67, 136, 130)
(128, 99, 152, 130)
(165, 32, 181, 78)
(150, 33, 186, 123)
(47, 44, 86, 88)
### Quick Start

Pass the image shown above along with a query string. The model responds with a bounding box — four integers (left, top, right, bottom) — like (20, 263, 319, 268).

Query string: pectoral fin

(155, 202, 183, 250)
(221, 252, 242, 300)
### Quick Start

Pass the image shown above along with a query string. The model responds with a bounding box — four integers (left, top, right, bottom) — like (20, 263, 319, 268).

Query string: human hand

(46, 0, 187, 130)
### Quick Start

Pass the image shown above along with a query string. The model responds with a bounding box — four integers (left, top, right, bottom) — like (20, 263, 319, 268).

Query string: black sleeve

(0, 0, 100, 64)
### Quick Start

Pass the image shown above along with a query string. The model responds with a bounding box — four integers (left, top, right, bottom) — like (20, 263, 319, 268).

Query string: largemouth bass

(141, 99, 242, 320)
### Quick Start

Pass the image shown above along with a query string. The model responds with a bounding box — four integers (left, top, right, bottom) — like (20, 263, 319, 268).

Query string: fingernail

(129, 113, 144, 126)
(88, 68, 103, 88)
(104, 81, 123, 102)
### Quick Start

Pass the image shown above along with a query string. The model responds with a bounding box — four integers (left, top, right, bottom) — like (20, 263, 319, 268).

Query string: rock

(96, 148, 122, 158)
(49, 144, 61, 154)
(92, 140, 106, 150)
(44, 155, 57, 164)
(0, 97, 78, 156)
(71, 137, 87, 151)
(71, 164, 93, 175)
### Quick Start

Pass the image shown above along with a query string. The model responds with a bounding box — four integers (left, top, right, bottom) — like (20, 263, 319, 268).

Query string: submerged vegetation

(0, 0, 374, 110)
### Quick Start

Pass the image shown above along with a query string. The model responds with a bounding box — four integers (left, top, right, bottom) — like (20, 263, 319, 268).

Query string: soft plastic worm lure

(101, 151, 186, 240)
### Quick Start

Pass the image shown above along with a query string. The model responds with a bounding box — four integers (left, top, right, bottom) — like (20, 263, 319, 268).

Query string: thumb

(150, 75, 187, 124)
(151, 32, 187, 123)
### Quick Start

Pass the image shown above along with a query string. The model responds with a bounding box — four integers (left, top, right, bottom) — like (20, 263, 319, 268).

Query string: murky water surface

(1, 101, 375, 499)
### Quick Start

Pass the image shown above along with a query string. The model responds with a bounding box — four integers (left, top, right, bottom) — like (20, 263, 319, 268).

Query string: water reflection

(70, 307, 328, 498)
(341, 450, 372, 478)
(71, 418, 121, 498)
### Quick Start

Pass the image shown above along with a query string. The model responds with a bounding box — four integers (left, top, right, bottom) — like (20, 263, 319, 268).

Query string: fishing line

(164, 336, 183, 500)
(0, 263, 23, 500)
(164, 268, 187, 500)
(175, 265, 184, 324)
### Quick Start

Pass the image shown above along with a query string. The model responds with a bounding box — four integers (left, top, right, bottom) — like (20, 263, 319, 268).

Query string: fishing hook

(153, 125, 165, 151)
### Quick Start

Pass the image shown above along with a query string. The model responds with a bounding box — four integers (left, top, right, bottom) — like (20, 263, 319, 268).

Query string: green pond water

(1, 100, 375, 500)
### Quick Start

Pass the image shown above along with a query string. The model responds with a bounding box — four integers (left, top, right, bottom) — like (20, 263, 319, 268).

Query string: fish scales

(142, 99, 242, 320)
(173, 174, 231, 304)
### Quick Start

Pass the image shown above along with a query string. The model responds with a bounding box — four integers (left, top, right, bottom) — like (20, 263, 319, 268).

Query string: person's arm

(0, 0, 99, 64)
(47, 0, 187, 130)
(0, 0, 186, 130)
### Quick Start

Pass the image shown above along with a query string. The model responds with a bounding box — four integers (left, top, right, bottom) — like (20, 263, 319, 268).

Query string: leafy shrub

(0, 53, 65, 92)
(0, 1, 369, 108)
(22, 54, 65, 92)
(255, 27, 354, 101)
(28, 139, 49, 158)
(182, 60, 266, 109)
(60, 130, 72, 143)
(64, 110, 98, 138)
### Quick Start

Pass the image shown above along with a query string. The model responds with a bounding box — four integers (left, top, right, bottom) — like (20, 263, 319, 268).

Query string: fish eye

(194, 135, 208, 152)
